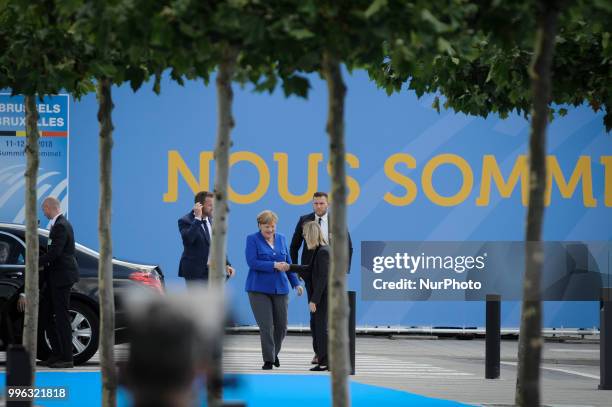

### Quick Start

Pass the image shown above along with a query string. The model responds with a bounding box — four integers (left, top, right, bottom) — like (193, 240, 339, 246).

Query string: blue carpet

(1, 372, 473, 406)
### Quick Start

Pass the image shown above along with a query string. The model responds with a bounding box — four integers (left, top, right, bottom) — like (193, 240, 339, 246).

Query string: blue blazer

(245, 232, 300, 294)
(178, 211, 211, 279)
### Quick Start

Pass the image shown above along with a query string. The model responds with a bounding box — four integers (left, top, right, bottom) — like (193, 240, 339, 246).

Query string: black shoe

(310, 365, 328, 371)
(262, 362, 273, 370)
(40, 356, 61, 366)
(274, 356, 280, 368)
(49, 360, 74, 369)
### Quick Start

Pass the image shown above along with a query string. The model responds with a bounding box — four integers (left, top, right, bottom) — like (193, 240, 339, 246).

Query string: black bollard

(6, 344, 32, 407)
(485, 294, 501, 379)
(600, 287, 612, 390)
(348, 291, 356, 375)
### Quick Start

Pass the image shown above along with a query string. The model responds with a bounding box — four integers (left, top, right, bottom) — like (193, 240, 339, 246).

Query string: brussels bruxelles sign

(0, 94, 69, 225)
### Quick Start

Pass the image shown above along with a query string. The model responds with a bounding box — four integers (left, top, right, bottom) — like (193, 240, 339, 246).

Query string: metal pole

(6, 344, 32, 407)
(600, 287, 612, 390)
(348, 290, 356, 375)
(485, 294, 501, 379)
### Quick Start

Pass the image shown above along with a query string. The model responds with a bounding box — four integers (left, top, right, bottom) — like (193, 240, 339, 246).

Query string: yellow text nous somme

(163, 151, 612, 207)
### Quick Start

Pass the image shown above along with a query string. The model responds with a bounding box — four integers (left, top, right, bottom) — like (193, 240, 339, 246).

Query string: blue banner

(0, 94, 70, 226)
(62, 71, 611, 328)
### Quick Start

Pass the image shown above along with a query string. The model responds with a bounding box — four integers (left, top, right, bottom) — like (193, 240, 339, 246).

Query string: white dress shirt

(205, 217, 213, 264)
(315, 212, 329, 242)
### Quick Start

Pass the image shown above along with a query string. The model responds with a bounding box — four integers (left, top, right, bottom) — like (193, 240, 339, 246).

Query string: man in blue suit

(178, 191, 235, 284)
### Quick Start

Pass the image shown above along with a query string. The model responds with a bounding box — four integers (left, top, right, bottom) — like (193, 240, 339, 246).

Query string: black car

(0, 223, 164, 365)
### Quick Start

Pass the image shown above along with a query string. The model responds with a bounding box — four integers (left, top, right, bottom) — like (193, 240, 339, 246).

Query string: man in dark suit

(38, 196, 79, 368)
(178, 191, 235, 285)
(290, 191, 353, 364)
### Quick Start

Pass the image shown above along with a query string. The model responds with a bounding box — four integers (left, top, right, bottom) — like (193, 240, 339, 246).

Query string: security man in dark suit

(290, 191, 353, 364)
(178, 191, 235, 285)
(39, 196, 79, 368)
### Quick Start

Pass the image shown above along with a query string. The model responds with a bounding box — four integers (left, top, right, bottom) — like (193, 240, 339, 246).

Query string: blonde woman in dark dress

(290, 221, 330, 371)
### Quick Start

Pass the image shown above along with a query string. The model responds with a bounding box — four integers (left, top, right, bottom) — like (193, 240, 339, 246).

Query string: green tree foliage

(373, 0, 611, 129)
(0, 1, 93, 95)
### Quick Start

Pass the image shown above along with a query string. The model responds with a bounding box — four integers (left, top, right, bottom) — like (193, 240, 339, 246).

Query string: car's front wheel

(37, 300, 100, 365)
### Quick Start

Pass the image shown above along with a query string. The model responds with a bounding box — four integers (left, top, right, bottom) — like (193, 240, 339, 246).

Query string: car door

(0, 231, 26, 344)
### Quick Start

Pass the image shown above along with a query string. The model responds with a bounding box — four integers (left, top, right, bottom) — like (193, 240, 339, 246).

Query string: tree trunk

(207, 47, 237, 407)
(515, 1, 560, 406)
(97, 77, 116, 407)
(22, 94, 40, 382)
(322, 51, 350, 407)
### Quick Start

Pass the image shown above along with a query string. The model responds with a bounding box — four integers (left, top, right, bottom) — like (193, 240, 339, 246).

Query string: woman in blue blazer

(245, 210, 303, 370)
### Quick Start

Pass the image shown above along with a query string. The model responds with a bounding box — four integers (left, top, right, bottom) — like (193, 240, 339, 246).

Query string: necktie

(318, 217, 322, 226)
(202, 219, 211, 242)
(207, 218, 213, 240)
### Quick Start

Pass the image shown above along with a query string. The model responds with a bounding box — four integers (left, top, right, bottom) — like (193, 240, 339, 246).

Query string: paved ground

(349, 335, 605, 407)
(216, 334, 608, 407)
(2, 333, 609, 406)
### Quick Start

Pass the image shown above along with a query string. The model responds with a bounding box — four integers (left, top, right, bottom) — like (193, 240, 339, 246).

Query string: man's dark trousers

(40, 284, 72, 362)
(184, 269, 208, 286)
